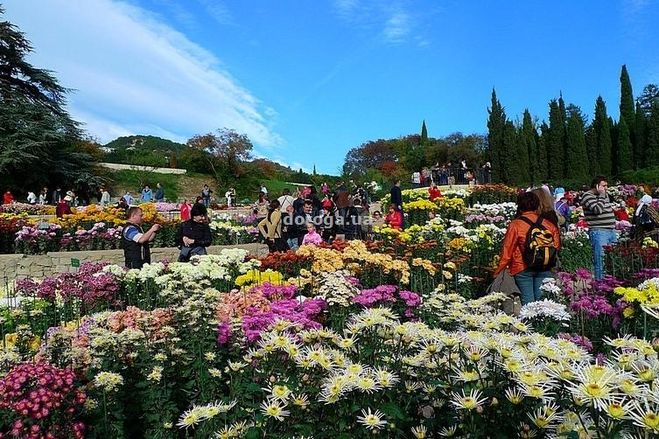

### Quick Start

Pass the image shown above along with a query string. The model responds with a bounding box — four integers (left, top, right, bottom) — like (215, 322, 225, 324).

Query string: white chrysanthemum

(520, 299, 571, 323)
(356, 408, 387, 431)
(260, 398, 290, 421)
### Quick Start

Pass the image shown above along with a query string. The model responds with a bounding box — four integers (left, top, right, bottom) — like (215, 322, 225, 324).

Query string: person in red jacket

(180, 199, 192, 221)
(428, 182, 442, 202)
(494, 192, 561, 305)
(55, 196, 73, 218)
(385, 204, 403, 230)
(3, 190, 13, 205)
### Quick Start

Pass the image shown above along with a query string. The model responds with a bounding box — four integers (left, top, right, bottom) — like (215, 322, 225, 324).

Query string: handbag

(486, 270, 522, 316)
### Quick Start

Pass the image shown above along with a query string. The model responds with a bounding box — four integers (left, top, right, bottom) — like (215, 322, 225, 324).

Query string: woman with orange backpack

(494, 191, 561, 305)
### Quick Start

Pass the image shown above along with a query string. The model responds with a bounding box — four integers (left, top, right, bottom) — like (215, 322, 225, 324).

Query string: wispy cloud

(332, 1, 422, 46)
(333, 0, 360, 20)
(197, 0, 234, 26)
(3, 0, 280, 147)
(383, 10, 411, 43)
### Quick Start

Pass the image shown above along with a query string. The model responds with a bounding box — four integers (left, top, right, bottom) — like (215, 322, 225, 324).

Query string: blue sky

(4, 0, 659, 174)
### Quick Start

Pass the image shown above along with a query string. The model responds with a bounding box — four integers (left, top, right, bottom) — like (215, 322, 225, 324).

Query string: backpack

(519, 216, 558, 271)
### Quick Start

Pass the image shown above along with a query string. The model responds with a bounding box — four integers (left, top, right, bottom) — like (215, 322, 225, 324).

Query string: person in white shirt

(412, 172, 421, 186)
(225, 188, 235, 208)
(27, 191, 37, 204)
(100, 188, 111, 206)
(277, 188, 295, 212)
(260, 184, 268, 196)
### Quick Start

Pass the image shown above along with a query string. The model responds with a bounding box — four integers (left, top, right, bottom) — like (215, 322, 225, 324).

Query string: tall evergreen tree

(634, 102, 646, 169)
(592, 97, 612, 176)
(537, 122, 549, 182)
(546, 99, 566, 180)
(487, 89, 507, 182)
(616, 117, 633, 174)
(420, 120, 428, 144)
(610, 118, 619, 175)
(0, 7, 98, 192)
(648, 102, 659, 167)
(520, 110, 536, 185)
(558, 96, 569, 177)
(502, 121, 517, 184)
(565, 105, 589, 181)
(584, 125, 600, 175)
(619, 65, 636, 153)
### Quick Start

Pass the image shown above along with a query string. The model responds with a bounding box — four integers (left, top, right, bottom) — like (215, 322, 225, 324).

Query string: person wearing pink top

(301, 222, 323, 246)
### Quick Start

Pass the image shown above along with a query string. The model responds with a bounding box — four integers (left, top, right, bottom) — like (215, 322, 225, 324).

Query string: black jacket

(176, 220, 212, 247)
(390, 186, 402, 210)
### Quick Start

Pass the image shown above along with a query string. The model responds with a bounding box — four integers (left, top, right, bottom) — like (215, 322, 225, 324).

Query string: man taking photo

(123, 206, 161, 269)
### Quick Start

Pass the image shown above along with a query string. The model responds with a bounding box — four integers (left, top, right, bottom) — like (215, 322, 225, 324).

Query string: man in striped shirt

(581, 176, 617, 280)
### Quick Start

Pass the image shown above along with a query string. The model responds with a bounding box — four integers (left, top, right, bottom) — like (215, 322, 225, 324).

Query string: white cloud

(3, 0, 280, 147)
(383, 11, 411, 43)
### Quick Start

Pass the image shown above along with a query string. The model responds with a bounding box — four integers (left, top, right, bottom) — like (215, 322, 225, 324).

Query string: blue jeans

(589, 229, 617, 280)
(287, 238, 299, 251)
(514, 269, 552, 305)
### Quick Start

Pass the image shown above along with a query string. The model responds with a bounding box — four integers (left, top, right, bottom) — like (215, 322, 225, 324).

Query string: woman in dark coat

(176, 203, 213, 262)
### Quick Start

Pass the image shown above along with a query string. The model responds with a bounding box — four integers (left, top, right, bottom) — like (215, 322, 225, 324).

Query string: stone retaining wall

(0, 243, 268, 282)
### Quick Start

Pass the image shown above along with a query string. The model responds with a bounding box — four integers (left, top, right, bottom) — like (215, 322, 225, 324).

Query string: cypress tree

(610, 118, 619, 175)
(592, 97, 612, 176)
(619, 65, 636, 149)
(616, 117, 633, 174)
(634, 102, 646, 169)
(520, 110, 536, 185)
(547, 99, 565, 180)
(537, 122, 549, 181)
(584, 125, 600, 175)
(565, 106, 589, 181)
(648, 102, 659, 167)
(502, 121, 517, 184)
(420, 120, 428, 144)
(487, 89, 507, 182)
(558, 96, 569, 178)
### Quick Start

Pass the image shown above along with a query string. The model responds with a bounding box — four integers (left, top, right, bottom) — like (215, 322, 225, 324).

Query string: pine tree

(420, 120, 428, 144)
(592, 97, 612, 176)
(616, 117, 633, 174)
(648, 102, 659, 167)
(547, 99, 565, 180)
(487, 89, 507, 182)
(565, 106, 589, 181)
(0, 7, 91, 191)
(634, 102, 646, 169)
(537, 122, 549, 181)
(520, 110, 536, 185)
(619, 65, 636, 147)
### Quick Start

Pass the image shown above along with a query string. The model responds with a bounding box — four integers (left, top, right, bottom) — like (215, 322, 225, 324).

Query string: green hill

(103, 135, 186, 167)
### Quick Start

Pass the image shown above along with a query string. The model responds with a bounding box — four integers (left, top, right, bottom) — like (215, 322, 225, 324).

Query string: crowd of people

(410, 160, 493, 187)
(255, 182, 379, 253)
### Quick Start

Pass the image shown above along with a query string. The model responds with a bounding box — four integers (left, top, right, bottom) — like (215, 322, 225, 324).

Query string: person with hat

(123, 206, 161, 269)
(176, 203, 212, 262)
(632, 194, 659, 241)
(56, 195, 73, 218)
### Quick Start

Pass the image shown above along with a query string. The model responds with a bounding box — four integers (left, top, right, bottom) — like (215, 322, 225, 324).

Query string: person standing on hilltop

(201, 184, 213, 207)
(154, 183, 165, 202)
